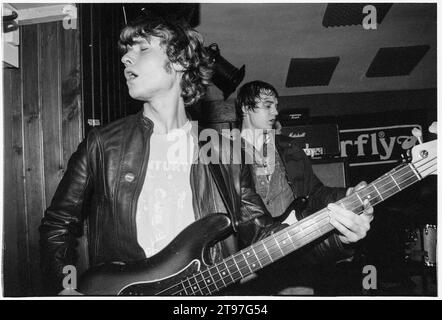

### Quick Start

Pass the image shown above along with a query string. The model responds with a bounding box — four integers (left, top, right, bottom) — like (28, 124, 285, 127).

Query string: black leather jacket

(275, 134, 348, 219)
(274, 135, 350, 265)
(39, 112, 349, 293)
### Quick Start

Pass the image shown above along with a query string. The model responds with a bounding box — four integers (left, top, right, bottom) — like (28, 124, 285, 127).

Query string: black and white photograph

(1, 2, 438, 300)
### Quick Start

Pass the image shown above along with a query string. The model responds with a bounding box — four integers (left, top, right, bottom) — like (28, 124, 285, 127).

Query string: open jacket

(39, 112, 349, 294)
(275, 134, 347, 219)
(273, 134, 351, 266)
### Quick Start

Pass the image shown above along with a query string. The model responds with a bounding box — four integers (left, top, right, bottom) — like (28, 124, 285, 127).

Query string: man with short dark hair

(235, 80, 373, 294)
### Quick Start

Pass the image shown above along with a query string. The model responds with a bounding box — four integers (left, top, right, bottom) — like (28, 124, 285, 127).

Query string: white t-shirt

(135, 120, 196, 258)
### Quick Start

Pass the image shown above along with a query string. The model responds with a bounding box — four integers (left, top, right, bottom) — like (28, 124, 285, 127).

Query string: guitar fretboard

(160, 156, 436, 295)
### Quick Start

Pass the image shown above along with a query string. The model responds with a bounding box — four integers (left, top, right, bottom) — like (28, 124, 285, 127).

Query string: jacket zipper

(130, 123, 153, 256)
(94, 199, 102, 259)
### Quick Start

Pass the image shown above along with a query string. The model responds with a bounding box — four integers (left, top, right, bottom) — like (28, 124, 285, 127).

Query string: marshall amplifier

(280, 123, 340, 157)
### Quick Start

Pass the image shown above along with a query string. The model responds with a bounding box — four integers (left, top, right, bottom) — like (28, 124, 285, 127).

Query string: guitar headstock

(410, 122, 437, 178)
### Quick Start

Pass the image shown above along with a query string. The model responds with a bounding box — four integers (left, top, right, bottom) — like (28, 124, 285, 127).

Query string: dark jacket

(275, 134, 347, 218)
(274, 134, 350, 265)
(39, 112, 348, 293)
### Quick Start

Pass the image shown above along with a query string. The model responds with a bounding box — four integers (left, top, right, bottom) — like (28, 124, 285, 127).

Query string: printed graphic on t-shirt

(136, 122, 196, 258)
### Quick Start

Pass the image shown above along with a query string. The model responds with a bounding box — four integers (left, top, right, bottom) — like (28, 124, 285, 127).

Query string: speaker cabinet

(280, 124, 340, 157)
(311, 159, 347, 188)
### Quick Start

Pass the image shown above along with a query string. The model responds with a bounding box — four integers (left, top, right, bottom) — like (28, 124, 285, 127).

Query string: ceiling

(197, 3, 436, 99)
(6, 2, 436, 100)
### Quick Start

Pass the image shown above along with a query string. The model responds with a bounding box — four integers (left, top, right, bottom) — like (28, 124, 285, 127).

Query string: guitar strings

(161, 156, 436, 295)
(170, 158, 436, 296)
(165, 157, 436, 295)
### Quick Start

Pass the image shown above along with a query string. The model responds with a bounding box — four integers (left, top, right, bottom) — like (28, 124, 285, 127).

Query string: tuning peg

(429, 122, 437, 134)
(412, 127, 423, 144)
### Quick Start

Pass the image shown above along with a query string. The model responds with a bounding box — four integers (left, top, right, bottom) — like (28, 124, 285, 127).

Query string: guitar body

(78, 214, 233, 295)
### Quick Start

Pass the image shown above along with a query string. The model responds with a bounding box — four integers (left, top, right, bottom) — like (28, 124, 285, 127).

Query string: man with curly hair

(40, 14, 215, 295)
(39, 14, 372, 296)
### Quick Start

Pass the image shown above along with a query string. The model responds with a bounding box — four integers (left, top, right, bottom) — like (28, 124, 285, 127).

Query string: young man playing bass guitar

(39, 14, 373, 295)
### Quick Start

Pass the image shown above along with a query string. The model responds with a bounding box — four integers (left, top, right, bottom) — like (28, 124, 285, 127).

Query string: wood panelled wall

(3, 21, 82, 296)
(81, 3, 142, 134)
(80, 3, 199, 131)
(2, 3, 146, 296)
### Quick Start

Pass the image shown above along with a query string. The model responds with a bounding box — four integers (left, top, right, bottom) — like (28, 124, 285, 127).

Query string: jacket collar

(136, 110, 154, 129)
(136, 109, 195, 134)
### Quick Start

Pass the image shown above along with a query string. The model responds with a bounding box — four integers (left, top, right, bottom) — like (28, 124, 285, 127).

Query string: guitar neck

(174, 159, 435, 295)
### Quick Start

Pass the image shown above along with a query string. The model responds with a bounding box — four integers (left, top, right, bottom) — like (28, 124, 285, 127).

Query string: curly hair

(235, 80, 279, 121)
(119, 14, 213, 106)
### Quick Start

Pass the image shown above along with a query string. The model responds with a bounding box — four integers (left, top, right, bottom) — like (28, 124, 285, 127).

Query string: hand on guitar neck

(325, 121, 437, 245)
(281, 182, 374, 245)
(328, 181, 374, 244)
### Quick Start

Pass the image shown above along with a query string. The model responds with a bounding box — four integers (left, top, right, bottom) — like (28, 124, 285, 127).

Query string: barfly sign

(339, 124, 421, 167)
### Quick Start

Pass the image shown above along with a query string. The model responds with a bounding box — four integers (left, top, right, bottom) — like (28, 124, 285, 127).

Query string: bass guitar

(78, 127, 437, 295)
